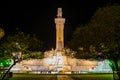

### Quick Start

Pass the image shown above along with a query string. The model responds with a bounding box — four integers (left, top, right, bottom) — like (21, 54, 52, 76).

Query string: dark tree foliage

(67, 5, 120, 80)
(0, 27, 5, 39)
(0, 30, 44, 59)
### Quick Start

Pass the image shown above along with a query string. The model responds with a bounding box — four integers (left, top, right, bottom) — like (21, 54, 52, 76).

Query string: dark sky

(0, 0, 119, 49)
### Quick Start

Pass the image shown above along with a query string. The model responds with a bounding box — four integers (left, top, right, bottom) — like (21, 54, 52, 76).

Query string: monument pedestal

(49, 65, 71, 72)
(48, 51, 71, 72)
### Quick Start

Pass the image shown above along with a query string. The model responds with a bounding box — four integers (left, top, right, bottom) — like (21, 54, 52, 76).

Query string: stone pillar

(55, 8, 65, 51)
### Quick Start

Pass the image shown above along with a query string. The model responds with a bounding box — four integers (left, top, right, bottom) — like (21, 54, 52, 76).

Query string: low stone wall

(10, 58, 112, 73)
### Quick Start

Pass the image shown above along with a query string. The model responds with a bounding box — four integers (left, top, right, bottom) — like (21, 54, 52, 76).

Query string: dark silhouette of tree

(0, 30, 44, 79)
(0, 30, 44, 59)
(67, 5, 120, 80)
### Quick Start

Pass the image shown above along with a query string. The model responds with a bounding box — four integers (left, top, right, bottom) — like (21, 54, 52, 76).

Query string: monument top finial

(57, 8, 62, 18)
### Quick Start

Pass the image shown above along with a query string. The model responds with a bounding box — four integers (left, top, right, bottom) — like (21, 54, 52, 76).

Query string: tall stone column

(55, 8, 65, 51)
(49, 8, 70, 72)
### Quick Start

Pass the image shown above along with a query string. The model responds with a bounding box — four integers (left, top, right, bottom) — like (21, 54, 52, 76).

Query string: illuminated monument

(55, 8, 65, 50)
(10, 8, 112, 73)
(48, 8, 70, 72)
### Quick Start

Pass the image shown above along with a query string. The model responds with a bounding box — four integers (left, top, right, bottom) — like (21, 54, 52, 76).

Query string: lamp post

(2, 42, 22, 80)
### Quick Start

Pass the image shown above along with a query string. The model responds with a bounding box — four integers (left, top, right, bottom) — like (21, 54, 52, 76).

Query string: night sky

(0, 0, 119, 49)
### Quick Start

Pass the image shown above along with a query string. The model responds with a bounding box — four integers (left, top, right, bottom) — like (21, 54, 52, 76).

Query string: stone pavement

(57, 75, 73, 80)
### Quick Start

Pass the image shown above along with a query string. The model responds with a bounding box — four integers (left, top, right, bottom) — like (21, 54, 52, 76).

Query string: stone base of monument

(49, 65, 71, 72)
(10, 56, 112, 73)
(48, 55, 71, 73)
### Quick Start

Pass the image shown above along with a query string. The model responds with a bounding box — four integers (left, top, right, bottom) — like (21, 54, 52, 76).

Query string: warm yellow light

(79, 47, 83, 51)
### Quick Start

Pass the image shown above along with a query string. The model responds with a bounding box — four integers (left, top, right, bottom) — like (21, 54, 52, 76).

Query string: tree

(0, 30, 44, 79)
(0, 27, 5, 58)
(67, 5, 120, 80)
(0, 30, 44, 59)
(0, 27, 5, 39)
(27, 34, 44, 52)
